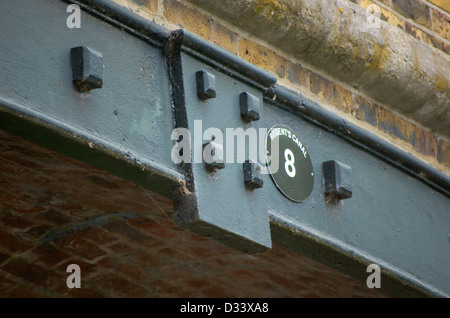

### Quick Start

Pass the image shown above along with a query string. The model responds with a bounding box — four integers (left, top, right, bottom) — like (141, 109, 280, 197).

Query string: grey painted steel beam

(0, 0, 449, 297)
(263, 98, 450, 298)
(165, 29, 276, 253)
(0, 0, 181, 198)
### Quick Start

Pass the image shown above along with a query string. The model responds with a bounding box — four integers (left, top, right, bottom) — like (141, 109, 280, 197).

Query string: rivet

(322, 160, 352, 200)
(196, 70, 216, 99)
(243, 160, 263, 190)
(240, 92, 261, 122)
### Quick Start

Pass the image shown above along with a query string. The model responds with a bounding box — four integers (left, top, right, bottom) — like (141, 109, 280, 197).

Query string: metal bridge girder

(1, 0, 449, 297)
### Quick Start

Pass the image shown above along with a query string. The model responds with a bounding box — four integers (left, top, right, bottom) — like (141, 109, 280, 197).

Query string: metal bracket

(196, 70, 216, 100)
(240, 92, 261, 122)
(243, 160, 264, 190)
(71, 46, 104, 92)
(322, 160, 352, 200)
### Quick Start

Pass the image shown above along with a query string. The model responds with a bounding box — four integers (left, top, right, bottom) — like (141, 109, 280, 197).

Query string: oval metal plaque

(266, 125, 314, 202)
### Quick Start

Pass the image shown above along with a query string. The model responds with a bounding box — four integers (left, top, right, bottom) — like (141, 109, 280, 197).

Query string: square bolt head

(243, 160, 264, 190)
(240, 92, 261, 122)
(203, 140, 225, 171)
(322, 160, 352, 200)
(196, 70, 216, 99)
(71, 46, 103, 92)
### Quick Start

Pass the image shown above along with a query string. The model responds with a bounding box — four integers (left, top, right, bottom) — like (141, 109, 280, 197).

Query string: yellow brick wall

(358, 0, 450, 54)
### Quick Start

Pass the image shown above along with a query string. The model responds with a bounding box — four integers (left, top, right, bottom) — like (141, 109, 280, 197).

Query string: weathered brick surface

(378, 107, 417, 145)
(146, 0, 159, 14)
(353, 95, 379, 127)
(52, 234, 107, 261)
(377, 107, 440, 158)
(432, 8, 450, 40)
(360, 0, 404, 29)
(437, 138, 450, 166)
(163, 0, 212, 40)
(428, 0, 450, 13)
(213, 22, 239, 55)
(358, 0, 450, 54)
(1, 257, 63, 288)
(285, 60, 310, 90)
(380, 6, 405, 29)
(392, 0, 431, 27)
(30, 244, 71, 267)
(427, 33, 450, 54)
(0, 229, 33, 253)
(414, 127, 437, 157)
(111, 0, 159, 22)
(405, 21, 426, 40)
(0, 130, 388, 298)
(238, 38, 287, 80)
(0, 251, 9, 265)
(309, 72, 354, 114)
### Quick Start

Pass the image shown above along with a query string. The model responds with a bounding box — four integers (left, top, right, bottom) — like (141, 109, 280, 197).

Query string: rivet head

(196, 70, 216, 99)
(243, 160, 263, 190)
(203, 140, 225, 171)
(71, 46, 103, 92)
(240, 92, 261, 122)
(322, 160, 352, 200)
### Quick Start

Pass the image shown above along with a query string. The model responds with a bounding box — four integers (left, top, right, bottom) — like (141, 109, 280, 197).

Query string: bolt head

(243, 160, 263, 189)
(196, 70, 216, 99)
(71, 46, 103, 92)
(240, 92, 261, 122)
(203, 141, 225, 171)
(322, 160, 352, 200)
